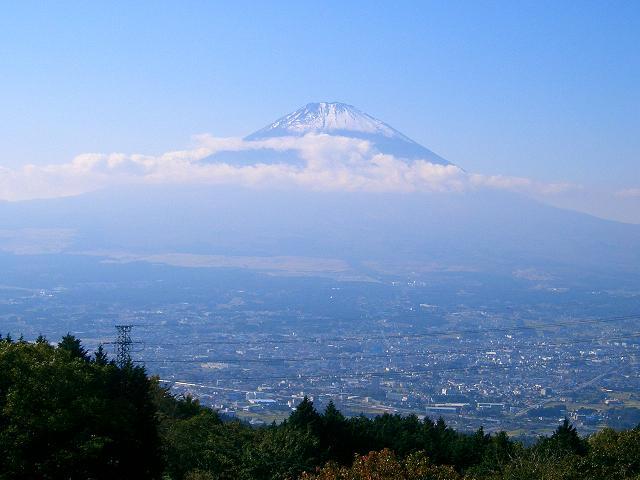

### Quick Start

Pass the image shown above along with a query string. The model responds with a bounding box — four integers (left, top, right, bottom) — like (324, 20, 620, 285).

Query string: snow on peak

(244, 102, 452, 165)
(247, 102, 413, 141)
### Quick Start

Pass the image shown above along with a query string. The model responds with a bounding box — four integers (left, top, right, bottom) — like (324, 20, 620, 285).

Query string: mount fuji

(207, 102, 451, 166)
(245, 102, 450, 165)
(0, 103, 639, 288)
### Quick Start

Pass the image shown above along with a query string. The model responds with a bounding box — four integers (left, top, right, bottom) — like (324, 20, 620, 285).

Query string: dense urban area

(2, 254, 639, 438)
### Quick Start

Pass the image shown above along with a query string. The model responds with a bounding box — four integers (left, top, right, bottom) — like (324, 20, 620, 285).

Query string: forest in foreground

(1, 335, 639, 480)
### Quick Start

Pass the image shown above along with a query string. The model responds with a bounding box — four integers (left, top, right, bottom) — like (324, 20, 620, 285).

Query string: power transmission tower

(115, 324, 134, 367)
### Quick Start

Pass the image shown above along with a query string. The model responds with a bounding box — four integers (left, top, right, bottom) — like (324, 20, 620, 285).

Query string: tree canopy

(1, 335, 639, 480)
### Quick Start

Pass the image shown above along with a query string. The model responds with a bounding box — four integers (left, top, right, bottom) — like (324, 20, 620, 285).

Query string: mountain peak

(245, 102, 452, 165)
(247, 101, 412, 141)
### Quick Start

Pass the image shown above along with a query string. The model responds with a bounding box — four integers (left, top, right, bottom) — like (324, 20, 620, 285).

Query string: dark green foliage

(163, 410, 242, 479)
(536, 418, 588, 457)
(58, 333, 89, 361)
(93, 344, 109, 366)
(320, 401, 349, 464)
(289, 396, 321, 432)
(242, 423, 320, 480)
(3, 335, 640, 480)
(583, 426, 640, 479)
(0, 336, 161, 479)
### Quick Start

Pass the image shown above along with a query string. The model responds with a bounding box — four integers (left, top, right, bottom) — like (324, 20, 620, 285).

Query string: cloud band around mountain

(0, 133, 598, 202)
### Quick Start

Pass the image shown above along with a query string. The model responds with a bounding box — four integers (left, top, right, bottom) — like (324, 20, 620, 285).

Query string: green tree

(289, 396, 321, 432)
(58, 333, 88, 361)
(163, 410, 252, 480)
(321, 401, 351, 464)
(0, 336, 162, 479)
(582, 426, 640, 479)
(242, 424, 320, 480)
(93, 344, 109, 365)
(537, 419, 588, 457)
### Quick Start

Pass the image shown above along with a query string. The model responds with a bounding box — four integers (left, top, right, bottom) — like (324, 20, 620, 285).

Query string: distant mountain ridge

(2, 185, 640, 285)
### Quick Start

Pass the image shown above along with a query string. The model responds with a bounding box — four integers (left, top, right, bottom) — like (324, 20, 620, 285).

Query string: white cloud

(468, 173, 580, 197)
(616, 188, 640, 198)
(0, 133, 579, 201)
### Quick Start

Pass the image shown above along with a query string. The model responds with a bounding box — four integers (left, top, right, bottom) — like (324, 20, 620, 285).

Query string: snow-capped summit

(245, 102, 452, 165)
(247, 102, 408, 140)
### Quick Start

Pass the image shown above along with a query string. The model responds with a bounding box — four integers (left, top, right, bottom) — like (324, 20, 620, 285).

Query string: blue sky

(1, 1, 638, 191)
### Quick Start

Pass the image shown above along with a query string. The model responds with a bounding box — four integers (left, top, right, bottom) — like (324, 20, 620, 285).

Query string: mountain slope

(1, 186, 639, 285)
(208, 102, 451, 166)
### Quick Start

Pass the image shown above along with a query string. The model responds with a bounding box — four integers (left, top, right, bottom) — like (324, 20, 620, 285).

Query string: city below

(2, 253, 638, 439)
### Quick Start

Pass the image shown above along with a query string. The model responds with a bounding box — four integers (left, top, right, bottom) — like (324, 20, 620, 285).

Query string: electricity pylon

(115, 324, 134, 367)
